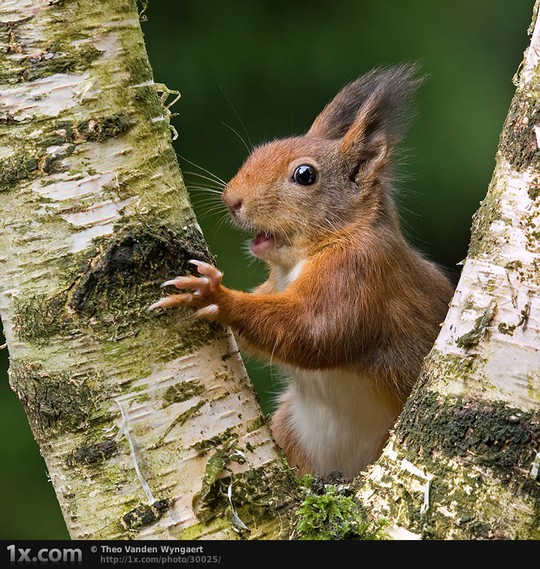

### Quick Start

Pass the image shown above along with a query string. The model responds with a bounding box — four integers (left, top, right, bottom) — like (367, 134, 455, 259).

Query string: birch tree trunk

(0, 0, 290, 540)
(356, 2, 540, 540)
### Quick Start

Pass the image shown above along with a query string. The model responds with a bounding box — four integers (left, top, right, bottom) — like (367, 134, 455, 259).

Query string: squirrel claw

(149, 261, 223, 317)
(148, 295, 219, 320)
(162, 275, 209, 289)
(188, 260, 223, 291)
(148, 293, 193, 311)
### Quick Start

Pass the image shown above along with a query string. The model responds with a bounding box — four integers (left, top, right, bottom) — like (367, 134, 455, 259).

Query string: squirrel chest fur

(152, 65, 454, 478)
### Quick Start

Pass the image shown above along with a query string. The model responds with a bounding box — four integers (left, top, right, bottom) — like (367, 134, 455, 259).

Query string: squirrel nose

(228, 198, 243, 214)
(222, 189, 243, 215)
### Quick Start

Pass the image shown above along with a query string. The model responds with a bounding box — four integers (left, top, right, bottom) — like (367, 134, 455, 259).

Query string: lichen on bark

(357, 383, 540, 539)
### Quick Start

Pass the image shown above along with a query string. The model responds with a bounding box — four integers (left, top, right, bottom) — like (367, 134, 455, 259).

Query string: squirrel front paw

(149, 260, 223, 319)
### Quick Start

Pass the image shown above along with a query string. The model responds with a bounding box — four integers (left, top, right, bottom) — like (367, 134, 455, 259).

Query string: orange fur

(156, 65, 454, 477)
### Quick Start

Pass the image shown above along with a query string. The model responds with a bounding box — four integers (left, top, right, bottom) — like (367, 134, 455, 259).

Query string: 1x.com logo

(6, 544, 82, 563)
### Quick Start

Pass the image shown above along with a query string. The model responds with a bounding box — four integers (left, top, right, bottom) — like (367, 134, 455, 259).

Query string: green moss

(528, 182, 540, 200)
(75, 113, 133, 142)
(162, 380, 205, 407)
(191, 428, 237, 456)
(294, 485, 386, 540)
(20, 44, 103, 83)
(505, 259, 524, 271)
(68, 222, 210, 315)
(0, 33, 102, 83)
(12, 292, 72, 343)
(497, 322, 516, 335)
(7, 221, 219, 399)
(64, 222, 216, 362)
(371, 386, 540, 539)
(156, 400, 205, 446)
(467, 171, 509, 259)
(0, 112, 134, 193)
(0, 20, 62, 83)
(246, 414, 268, 433)
(191, 435, 298, 537)
(229, 464, 299, 538)
(456, 303, 496, 349)
(0, 153, 39, 190)
(132, 84, 164, 118)
(193, 436, 241, 523)
(499, 85, 540, 172)
(10, 220, 209, 352)
(9, 359, 106, 439)
(126, 55, 153, 86)
(398, 390, 540, 488)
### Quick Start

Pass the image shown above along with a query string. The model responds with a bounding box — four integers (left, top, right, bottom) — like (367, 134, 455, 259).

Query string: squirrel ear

(307, 77, 373, 140)
(338, 84, 393, 177)
(307, 64, 422, 155)
(326, 65, 423, 183)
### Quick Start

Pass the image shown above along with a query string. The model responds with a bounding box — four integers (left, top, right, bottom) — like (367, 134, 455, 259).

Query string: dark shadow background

(0, 0, 533, 539)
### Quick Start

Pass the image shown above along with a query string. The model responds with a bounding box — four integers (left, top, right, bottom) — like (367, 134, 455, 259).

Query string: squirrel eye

(292, 164, 318, 186)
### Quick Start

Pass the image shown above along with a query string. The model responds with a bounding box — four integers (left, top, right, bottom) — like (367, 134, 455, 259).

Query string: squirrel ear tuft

(307, 64, 423, 143)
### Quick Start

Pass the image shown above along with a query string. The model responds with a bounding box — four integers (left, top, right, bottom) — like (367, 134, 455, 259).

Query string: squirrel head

(222, 64, 422, 266)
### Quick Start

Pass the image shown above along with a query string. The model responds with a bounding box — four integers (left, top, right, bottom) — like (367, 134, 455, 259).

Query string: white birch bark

(356, 2, 540, 540)
(0, 0, 288, 540)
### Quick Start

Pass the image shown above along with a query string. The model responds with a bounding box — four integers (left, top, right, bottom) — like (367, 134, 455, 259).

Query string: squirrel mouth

(250, 232, 276, 257)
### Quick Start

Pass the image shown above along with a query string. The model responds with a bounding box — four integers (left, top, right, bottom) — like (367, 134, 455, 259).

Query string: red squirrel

(151, 65, 454, 478)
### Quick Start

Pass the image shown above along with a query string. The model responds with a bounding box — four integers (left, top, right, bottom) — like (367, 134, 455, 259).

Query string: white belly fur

(273, 259, 305, 292)
(280, 366, 396, 478)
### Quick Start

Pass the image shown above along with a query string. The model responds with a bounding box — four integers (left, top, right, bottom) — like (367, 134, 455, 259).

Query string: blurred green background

(0, 0, 533, 539)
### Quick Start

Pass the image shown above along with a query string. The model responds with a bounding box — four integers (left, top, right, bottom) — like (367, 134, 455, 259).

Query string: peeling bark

(0, 0, 292, 540)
